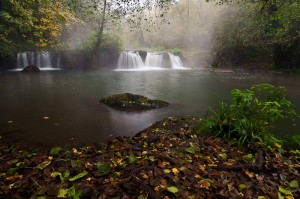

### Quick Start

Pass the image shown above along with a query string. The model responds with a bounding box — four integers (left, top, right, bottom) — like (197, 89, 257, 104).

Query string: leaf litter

(0, 116, 299, 198)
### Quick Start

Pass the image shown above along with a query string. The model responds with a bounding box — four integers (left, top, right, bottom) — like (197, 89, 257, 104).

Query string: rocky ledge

(100, 93, 169, 110)
(21, 64, 40, 73)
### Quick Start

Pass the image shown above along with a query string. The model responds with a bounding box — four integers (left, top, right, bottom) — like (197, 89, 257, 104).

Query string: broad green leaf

(185, 143, 199, 154)
(167, 186, 179, 193)
(278, 186, 293, 195)
(258, 196, 266, 199)
(51, 172, 62, 178)
(185, 147, 196, 154)
(49, 147, 61, 156)
(164, 169, 171, 174)
(97, 164, 110, 175)
(57, 189, 68, 197)
(128, 155, 138, 164)
(289, 180, 298, 188)
(242, 154, 255, 163)
(218, 153, 227, 160)
(239, 183, 247, 190)
(67, 187, 81, 199)
(69, 171, 88, 182)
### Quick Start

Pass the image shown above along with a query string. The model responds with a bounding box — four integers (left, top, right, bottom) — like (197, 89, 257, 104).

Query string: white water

(145, 53, 163, 68)
(117, 51, 144, 69)
(168, 53, 185, 69)
(17, 51, 60, 70)
(116, 51, 188, 71)
(17, 52, 30, 69)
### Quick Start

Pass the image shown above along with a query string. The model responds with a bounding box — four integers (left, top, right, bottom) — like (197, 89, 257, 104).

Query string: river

(0, 69, 299, 149)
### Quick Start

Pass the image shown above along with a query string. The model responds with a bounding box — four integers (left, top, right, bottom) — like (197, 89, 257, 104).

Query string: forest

(0, 0, 299, 69)
(0, 0, 300, 198)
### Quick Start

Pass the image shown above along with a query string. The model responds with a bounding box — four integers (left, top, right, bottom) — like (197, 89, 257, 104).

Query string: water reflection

(0, 69, 299, 150)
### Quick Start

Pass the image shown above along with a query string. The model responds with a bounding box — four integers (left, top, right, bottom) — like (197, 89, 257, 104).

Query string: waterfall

(17, 52, 30, 68)
(116, 51, 188, 71)
(16, 51, 61, 69)
(117, 51, 144, 69)
(145, 53, 163, 68)
(36, 52, 52, 68)
(168, 53, 185, 69)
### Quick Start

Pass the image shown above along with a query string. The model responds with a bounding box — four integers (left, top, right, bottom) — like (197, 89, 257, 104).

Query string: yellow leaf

(72, 148, 78, 153)
(195, 174, 201, 179)
(154, 186, 160, 192)
(244, 170, 254, 178)
(172, 168, 179, 176)
(274, 143, 282, 148)
(285, 196, 294, 199)
(6, 175, 23, 181)
(198, 179, 210, 189)
(199, 165, 206, 172)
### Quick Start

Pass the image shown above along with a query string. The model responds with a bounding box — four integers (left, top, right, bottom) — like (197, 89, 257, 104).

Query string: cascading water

(116, 51, 188, 71)
(144, 53, 163, 68)
(17, 52, 30, 69)
(168, 53, 185, 69)
(117, 51, 144, 69)
(16, 51, 61, 70)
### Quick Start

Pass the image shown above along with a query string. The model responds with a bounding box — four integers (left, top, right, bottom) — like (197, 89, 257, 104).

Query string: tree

(209, 0, 300, 68)
(0, 0, 77, 58)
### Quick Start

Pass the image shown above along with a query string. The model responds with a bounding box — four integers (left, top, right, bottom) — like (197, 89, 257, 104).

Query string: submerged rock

(22, 64, 40, 73)
(100, 93, 169, 110)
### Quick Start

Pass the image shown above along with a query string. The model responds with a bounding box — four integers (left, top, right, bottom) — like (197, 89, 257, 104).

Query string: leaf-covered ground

(0, 116, 299, 199)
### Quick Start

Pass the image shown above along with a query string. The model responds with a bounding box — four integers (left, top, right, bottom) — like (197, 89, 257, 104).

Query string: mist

(123, 0, 228, 67)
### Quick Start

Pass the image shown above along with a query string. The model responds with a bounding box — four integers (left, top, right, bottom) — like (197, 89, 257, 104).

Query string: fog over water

(0, 70, 299, 150)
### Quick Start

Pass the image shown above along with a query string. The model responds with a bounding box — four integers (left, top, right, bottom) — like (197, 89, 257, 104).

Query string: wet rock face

(100, 93, 169, 110)
(21, 64, 40, 73)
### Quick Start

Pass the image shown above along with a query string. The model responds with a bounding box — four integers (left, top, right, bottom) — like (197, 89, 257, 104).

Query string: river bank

(0, 116, 299, 198)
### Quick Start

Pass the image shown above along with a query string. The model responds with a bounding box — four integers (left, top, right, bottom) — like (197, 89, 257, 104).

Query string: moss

(99, 93, 169, 110)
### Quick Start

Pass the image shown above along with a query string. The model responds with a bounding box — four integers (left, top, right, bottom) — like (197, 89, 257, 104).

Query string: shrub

(171, 48, 183, 56)
(197, 84, 297, 147)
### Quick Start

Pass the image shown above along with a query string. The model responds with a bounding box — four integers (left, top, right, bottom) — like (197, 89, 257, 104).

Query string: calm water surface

(0, 69, 299, 149)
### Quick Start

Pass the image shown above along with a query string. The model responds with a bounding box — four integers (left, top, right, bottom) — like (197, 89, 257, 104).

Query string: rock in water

(100, 93, 169, 110)
(22, 64, 40, 73)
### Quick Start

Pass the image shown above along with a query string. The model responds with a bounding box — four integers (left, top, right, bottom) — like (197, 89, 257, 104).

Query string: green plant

(197, 84, 297, 147)
(170, 48, 183, 56)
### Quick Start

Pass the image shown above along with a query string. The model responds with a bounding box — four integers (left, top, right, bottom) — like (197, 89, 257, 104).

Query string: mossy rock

(22, 64, 40, 73)
(100, 93, 169, 110)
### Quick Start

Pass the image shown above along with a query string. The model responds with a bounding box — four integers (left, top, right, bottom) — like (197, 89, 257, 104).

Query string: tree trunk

(93, 0, 107, 67)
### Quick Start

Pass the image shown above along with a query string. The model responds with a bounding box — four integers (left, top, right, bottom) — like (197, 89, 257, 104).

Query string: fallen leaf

(289, 180, 298, 188)
(69, 171, 88, 182)
(166, 186, 179, 193)
(172, 168, 179, 176)
(278, 186, 293, 196)
(36, 160, 51, 170)
(194, 174, 201, 179)
(198, 179, 210, 189)
(6, 175, 23, 181)
(244, 170, 254, 178)
(239, 183, 247, 190)
(199, 165, 205, 172)
(57, 189, 68, 198)
(160, 179, 168, 188)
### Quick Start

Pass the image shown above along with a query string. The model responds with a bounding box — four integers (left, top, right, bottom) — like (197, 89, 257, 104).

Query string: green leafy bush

(171, 48, 183, 56)
(197, 84, 297, 147)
